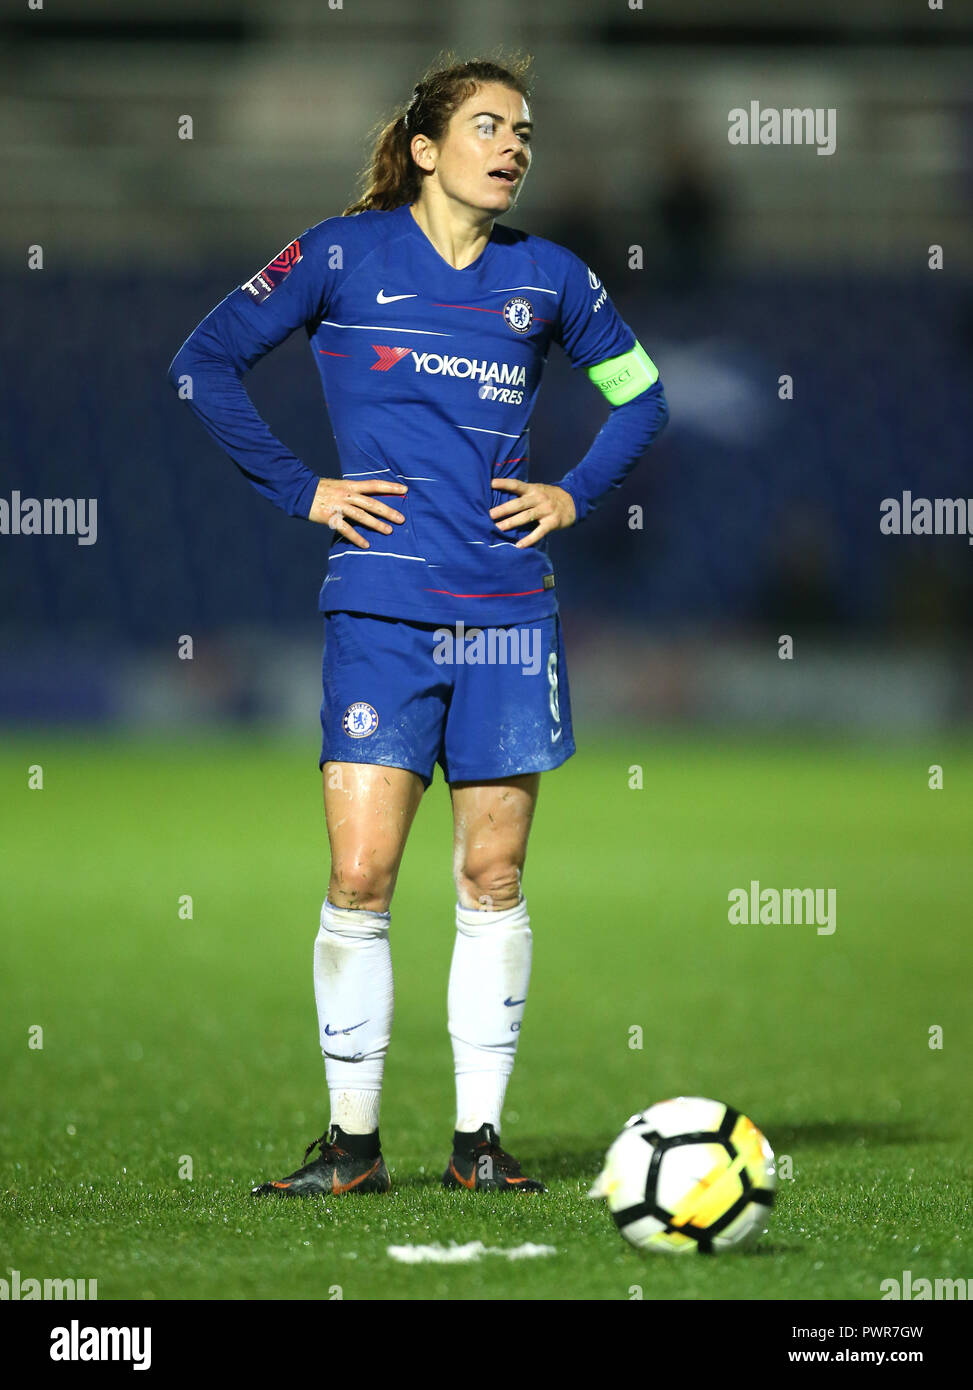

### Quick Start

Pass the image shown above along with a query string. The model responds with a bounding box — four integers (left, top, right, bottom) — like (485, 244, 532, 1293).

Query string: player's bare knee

(455, 862, 523, 911)
(329, 859, 395, 913)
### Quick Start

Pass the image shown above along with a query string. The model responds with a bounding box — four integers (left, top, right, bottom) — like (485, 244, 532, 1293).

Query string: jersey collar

(398, 201, 497, 276)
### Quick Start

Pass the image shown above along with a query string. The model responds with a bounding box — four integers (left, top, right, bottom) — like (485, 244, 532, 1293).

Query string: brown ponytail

(342, 51, 533, 216)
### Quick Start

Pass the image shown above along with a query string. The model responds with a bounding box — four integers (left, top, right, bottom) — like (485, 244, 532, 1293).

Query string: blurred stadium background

(1, 0, 971, 733)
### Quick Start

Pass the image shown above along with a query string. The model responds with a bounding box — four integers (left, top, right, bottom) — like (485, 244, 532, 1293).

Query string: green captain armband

(585, 341, 659, 406)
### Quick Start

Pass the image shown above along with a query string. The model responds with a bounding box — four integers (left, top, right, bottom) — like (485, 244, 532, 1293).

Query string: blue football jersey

(172, 201, 640, 626)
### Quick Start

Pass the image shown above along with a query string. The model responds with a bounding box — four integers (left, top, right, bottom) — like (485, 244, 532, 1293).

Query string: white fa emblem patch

(342, 702, 379, 738)
(502, 297, 533, 334)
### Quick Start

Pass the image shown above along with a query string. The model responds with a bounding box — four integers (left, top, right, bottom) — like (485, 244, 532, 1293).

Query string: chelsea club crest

(502, 297, 533, 334)
(342, 702, 379, 738)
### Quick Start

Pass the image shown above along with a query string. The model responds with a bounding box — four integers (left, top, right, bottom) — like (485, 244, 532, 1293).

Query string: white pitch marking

(387, 1241, 557, 1265)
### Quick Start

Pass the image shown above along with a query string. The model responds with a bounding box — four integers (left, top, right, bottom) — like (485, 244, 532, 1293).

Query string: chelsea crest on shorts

(342, 702, 379, 738)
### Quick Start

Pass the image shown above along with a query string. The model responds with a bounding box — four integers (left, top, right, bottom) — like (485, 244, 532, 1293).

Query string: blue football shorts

(319, 610, 575, 787)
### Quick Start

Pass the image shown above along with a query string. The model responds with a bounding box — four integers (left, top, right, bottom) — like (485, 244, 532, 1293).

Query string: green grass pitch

(1, 730, 971, 1301)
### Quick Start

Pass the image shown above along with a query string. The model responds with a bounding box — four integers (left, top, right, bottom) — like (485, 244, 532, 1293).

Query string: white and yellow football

(589, 1096, 777, 1254)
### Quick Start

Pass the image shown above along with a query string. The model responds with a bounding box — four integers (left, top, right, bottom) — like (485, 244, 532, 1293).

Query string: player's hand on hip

(308, 477, 408, 549)
(489, 479, 576, 549)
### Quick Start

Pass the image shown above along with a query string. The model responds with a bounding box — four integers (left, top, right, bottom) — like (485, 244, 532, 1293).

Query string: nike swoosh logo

(376, 290, 417, 303)
(448, 1160, 476, 1190)
(551, 728, 562, 743)
(323, 1020, 368, 1036)
(332, 1157, 382, 1195)
(504, 996, 526, 1007)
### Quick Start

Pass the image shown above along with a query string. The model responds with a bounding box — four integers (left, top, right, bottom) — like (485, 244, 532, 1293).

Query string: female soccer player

(168, 55, 668, 1197)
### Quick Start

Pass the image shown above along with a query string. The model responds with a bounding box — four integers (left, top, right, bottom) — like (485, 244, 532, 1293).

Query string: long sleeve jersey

(168, 201, 669, 627)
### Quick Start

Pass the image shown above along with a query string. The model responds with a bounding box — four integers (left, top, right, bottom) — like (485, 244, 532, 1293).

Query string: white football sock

(313, 898, 393, 1135)
(447, 896, 532, 1133)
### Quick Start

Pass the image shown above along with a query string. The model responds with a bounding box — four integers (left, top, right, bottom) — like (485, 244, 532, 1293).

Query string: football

(589, 1096, 777, 1254)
